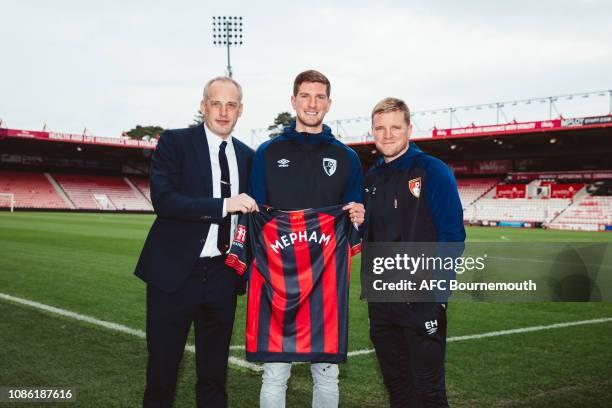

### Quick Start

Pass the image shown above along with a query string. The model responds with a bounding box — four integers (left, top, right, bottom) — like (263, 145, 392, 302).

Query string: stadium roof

(348, 114, 612, 170)
(0, 128, 157, 150)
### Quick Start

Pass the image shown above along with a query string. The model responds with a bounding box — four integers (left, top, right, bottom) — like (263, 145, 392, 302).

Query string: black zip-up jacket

(249, 122, 363, 209)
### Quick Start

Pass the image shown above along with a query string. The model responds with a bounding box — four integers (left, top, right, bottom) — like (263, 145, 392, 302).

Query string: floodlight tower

(212, 16, 244, 78)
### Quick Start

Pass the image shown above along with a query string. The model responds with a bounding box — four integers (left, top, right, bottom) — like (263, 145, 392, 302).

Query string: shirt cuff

(222, 198, 227, 218)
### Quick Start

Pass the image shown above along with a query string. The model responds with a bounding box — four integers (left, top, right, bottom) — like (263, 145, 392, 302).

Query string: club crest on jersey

(323, 158, 337, 176)
(233, 225, 247, 244)
(408, 177, 422, 198)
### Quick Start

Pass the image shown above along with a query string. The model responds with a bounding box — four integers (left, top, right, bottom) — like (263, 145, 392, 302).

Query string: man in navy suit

(135, 76, 257, 408)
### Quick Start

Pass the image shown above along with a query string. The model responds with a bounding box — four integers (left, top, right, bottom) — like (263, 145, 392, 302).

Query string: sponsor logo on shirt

(277, 158, 290, 168)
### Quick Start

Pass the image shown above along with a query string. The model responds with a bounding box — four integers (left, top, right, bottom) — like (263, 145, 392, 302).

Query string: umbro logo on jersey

(277, 158, 290, 168)
(425, 319, 438, 335)
(323, 158, 337, 176)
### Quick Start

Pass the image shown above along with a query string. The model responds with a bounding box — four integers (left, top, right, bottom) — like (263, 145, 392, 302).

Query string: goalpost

(0, 193, 15, 212)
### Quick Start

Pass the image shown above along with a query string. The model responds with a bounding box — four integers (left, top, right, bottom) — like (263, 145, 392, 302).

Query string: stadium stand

(2, 111, 610, 231)
(461, 172, 609, 226)
(548, 181, 612, 230)
(467, 198, 571, 223)
(53, 174, 153, 211)
(457, 178, 499, 208)
(129, 176, 151, 202)
(0, 170, 69, 209)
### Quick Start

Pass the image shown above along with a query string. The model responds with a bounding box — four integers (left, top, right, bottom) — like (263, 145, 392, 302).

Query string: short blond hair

(203, 76, 243, 102)
(371, 97, 411, 126)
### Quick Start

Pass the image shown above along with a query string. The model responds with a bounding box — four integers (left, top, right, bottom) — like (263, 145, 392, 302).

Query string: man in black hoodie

(249, 70, 365, 408)
(364, 97, 465, 408)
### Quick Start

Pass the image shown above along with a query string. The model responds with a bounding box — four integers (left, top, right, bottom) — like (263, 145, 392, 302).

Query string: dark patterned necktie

(217, 141, 231, 253)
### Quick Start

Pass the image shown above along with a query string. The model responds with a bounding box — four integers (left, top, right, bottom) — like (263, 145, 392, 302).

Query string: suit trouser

(143, 257, 237, 408)
(368, 302, 449, 408)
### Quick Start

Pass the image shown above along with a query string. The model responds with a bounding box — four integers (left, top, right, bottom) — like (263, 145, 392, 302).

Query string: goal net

(0, 193, 15, 212)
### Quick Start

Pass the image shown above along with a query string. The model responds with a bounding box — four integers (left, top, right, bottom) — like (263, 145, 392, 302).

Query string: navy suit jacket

(134, 124, 254, 292)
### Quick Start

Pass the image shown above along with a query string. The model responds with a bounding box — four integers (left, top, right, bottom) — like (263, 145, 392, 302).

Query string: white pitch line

(346, 316, 612, 357)
(3, 292, 612, 366)
(177, 317, 612, 358)
(0, 292, 262, 372)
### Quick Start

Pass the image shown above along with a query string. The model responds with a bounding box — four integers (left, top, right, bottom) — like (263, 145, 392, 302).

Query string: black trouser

(144, 256, 237, 408)
(368, 302, 449, 408)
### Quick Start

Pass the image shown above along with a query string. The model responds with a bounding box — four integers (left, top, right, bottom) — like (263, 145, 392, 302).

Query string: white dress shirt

(200, 123, 239, 257)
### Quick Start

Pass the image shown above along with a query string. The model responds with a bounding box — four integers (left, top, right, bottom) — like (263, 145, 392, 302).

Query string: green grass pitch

(1, 211, 611, 407)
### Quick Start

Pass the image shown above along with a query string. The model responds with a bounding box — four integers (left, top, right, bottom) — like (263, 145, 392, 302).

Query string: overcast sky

(1, 0, 611, 145)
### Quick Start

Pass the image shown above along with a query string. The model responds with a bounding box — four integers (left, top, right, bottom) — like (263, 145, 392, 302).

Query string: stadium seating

(467, 198, 571, 223)
(53, 174, 152, 211)
(0, 170, 69, 209)
(129, 176, 151, 202)
(457, 178, 499, 208)
(3, 168, 609, 231)
(549, 196, 612, 227)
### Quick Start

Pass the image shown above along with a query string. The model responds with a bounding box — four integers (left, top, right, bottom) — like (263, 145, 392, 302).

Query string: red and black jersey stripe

(226, 204, 361, 363)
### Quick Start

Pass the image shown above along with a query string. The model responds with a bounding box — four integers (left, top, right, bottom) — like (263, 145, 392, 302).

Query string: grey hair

(202, 76, 243, 102)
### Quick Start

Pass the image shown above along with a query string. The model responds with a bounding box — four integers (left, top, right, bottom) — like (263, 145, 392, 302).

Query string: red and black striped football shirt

(226, 205, 361, 363)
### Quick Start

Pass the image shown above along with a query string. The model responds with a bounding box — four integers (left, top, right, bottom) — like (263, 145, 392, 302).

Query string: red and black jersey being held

(226, 205, 361, 363)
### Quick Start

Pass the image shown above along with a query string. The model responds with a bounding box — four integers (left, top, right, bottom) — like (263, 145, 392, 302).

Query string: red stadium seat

(53, 173, 152, 211)
(0, 171, 69, 209)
